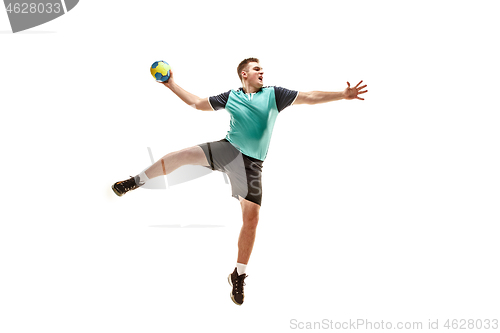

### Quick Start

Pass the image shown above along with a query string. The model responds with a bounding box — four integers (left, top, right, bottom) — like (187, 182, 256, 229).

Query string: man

(112, 57, 367, 305)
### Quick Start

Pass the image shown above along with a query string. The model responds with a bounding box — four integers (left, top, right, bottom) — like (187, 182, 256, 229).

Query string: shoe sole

(228, 274, 242, 306)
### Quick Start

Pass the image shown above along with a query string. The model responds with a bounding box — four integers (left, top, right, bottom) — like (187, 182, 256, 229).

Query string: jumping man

(112, 57, 368, 305)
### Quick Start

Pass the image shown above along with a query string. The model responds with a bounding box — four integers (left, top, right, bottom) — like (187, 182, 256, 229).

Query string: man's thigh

(175, 145, 210, 167)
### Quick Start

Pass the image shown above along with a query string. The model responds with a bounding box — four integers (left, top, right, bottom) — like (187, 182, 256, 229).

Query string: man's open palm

(343, 80, 368, 100)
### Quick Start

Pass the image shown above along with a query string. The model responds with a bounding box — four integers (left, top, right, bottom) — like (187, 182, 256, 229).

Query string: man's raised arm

(159, 70, 213, 111)
(294, 80, 368, 105)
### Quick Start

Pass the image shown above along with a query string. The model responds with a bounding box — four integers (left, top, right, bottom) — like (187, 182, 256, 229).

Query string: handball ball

(150, 60, 171, 82)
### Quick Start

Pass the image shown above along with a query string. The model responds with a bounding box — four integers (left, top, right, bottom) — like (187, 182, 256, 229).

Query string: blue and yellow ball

(150, 60, 171, 82)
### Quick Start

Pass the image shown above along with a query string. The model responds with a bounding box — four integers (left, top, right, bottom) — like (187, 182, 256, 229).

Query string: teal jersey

(209, 86, 298, 161)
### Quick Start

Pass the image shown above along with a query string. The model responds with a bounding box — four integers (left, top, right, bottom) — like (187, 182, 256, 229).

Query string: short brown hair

(237, 57, 260, 81)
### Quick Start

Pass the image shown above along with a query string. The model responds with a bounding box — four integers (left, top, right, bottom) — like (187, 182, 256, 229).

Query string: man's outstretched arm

(159, 70, 213, 111)
(294, 80, 368, 105)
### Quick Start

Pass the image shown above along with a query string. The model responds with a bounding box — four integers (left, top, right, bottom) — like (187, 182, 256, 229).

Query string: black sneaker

(112, 176, 141, 196)
(228, 267, 247, 305)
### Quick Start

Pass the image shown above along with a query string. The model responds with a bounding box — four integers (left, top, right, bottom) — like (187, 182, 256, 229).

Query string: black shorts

(198, 139, 263, 206)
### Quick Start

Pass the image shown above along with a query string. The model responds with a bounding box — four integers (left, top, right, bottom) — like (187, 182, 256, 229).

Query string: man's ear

(241, 71, 247, 79)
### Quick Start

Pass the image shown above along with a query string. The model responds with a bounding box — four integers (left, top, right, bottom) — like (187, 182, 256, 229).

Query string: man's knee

(243, 213, 259, 229)
(240, 197, 260, 229)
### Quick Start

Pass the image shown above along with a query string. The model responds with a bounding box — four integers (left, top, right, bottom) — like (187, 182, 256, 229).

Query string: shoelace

(234, 274, 247, 295)
(119, 176, 138, 192)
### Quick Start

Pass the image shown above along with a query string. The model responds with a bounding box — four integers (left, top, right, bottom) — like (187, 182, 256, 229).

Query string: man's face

(243, 62, 264, 88)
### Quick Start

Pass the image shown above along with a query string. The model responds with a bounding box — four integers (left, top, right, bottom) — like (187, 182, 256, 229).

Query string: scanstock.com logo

(3, 0, 78, 33)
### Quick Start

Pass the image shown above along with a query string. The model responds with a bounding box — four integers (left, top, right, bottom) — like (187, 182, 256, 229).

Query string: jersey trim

(208, 98, 215, 111)
(290, 90, 300, 106)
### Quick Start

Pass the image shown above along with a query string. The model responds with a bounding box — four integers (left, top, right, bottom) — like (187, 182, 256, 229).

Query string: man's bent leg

(112, 145, 209, 196)
(145, 146, 210, 179)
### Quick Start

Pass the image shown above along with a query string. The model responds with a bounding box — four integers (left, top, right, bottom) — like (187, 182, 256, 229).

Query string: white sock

(236, 263, 247, 276)
(135, 171, 149, 186)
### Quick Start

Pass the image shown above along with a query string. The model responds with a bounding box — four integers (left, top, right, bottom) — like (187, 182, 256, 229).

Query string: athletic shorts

(198, 138, 263, 206)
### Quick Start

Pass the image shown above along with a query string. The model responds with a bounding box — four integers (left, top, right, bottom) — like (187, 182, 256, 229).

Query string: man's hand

(343, 80, 368, 100)
(159, 69, 175, 89)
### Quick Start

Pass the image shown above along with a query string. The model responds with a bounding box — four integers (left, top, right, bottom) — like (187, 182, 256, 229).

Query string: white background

(1, 1, 499, 332)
